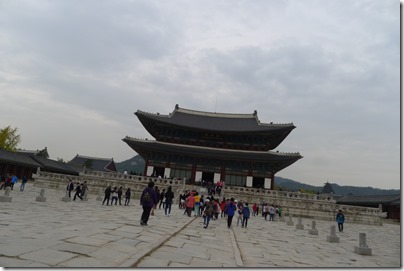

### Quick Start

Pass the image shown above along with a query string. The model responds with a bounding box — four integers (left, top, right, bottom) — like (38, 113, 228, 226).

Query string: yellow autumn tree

(0, 125, 21, 151)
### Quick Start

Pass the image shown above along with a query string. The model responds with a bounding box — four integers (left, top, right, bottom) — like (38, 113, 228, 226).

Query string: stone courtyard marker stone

(286, 215, 294, 226)
(354, 233, 372, 255)
(36, 189, 46, 202)
(308, 220, 319, 235)
(327, 225, 339, 243)
(62, 190, 71, 202)
(0, 187, 12, 202)
(295, 217, 304, 230)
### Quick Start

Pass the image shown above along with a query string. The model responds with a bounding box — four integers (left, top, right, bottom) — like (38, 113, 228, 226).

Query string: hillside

(116, 155, 399, 196)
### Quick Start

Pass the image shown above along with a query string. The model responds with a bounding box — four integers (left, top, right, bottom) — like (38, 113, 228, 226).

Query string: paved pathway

(0, 183, 400, 268)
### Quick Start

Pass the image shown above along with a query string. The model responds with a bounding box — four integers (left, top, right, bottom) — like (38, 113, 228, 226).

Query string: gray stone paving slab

(19, 248, 76, 266)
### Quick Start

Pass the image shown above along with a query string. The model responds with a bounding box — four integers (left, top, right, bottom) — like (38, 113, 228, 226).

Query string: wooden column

(270, 172, 275, 190)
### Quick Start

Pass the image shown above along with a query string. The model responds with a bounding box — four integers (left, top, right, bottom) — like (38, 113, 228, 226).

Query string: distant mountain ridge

(116, 155, 399, 196)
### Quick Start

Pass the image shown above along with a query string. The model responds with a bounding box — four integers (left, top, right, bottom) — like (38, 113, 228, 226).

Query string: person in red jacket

(186, 193, 195, 217)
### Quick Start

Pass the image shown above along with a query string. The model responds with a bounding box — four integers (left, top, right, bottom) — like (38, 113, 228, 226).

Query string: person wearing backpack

(140, 181, 158, 226)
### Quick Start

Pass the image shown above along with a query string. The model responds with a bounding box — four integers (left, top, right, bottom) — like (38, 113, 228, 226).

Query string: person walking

(269, 205, 276, 221)
(19, 176, 28, 191)
(236, 201, 243, 226)
(117, 186, 123, 205)
(186, 192, 195, 217)
(124, 188, 131, 206)
(73, 183, 83, 201)
(10, 175, 18, 190)
(159, 189, 165, 209)
(81, 181, 89, 199)
(111, 187, 118, 205)
(226, 198, 237, 228)
(67, 180, 74, 198)
(164, 186, 174, 216)
(102, 185, 112, 205)
(203, 199, 214, 229)
(336, 209, 345, 232)
(242, 202, 251, 228)
(140, 181, 158, 226)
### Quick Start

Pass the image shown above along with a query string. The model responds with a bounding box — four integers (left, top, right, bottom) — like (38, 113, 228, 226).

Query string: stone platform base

(355, 246, 372, 255)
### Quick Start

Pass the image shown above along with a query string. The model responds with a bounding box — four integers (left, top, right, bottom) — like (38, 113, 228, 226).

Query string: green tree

(0, 125, 21, 151)
(57, 157, 65, 163)
(36, 147, 49, 159)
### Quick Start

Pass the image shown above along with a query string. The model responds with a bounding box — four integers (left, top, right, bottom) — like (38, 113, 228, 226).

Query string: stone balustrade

(32, 171, 185, 203)
(32, 170, 384, 226)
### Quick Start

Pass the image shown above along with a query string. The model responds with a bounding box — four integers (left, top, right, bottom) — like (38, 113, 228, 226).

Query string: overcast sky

(0, 0, 399, 189)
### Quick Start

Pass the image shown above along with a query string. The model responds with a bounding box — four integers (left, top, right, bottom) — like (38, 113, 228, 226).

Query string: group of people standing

(0, 174, 28, 191)
(102, 185, 132, 206)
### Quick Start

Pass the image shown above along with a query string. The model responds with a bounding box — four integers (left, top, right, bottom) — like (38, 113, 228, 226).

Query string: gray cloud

(0, 0, 399, 189)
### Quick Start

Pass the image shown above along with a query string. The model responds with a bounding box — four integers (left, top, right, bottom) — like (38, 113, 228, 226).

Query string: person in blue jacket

(336, 209, 345, 232)
(242, 202, 251, 228)
(140, 181, 158, 226)
(226, 198, 237, 228)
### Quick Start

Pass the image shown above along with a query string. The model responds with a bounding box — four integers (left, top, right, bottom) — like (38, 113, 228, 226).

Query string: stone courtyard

(0, 183, 400, 268)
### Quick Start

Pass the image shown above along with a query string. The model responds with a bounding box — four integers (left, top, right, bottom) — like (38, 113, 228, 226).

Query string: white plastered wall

(264, 178, 271, 189)
(246, 176, 253, 187)
(146, 166, 154, 177)
(164, 168, 171, 178)
(195, 171, 203, 183)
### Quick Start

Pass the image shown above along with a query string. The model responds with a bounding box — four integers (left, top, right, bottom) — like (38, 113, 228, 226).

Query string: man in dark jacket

(140, 181, 158, 226)
(102, 185, 112, 205)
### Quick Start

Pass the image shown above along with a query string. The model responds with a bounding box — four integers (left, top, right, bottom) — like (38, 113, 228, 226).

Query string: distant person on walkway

(164, 186, 174, 216)
(140, 181, 158, 226)
(124, 188, 131, 206)
(10, 175, 18, 190)
(336, 210, 345, 232)
(194, 192, 201, 217)
(236, 201, 243, 226)
(67, 180, 74, 198)
(252, 203, 257, 216)
(118, 186, 123, 205)
(203, 199, 214, 229)
(73, 183, 83, 201)
(269, 205, 276, 221)
(81, 181, 89, 198)
(242, 203, 251, 228)
(186, 192, 195, 217)
(19, 176, 28, 191)
(111, 187, 118, 205)
(277, 206, 282, 218)
(102, 185, 112, 205)
(226, 198, 237, 228)
(159, 189, 165, 209)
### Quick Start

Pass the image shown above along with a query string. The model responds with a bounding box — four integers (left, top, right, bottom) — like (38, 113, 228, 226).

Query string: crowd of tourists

(137, 180, 284, 228)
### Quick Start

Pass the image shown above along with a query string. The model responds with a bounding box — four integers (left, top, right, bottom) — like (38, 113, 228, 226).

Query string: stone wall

(32, 169, 384, 226)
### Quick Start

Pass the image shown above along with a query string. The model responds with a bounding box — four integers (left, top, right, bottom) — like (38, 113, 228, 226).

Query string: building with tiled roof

(69, 154, 117, 173)
(123, 104, 302, 189)
(336, 194, 400, 221)
(0, 149, 79, 179)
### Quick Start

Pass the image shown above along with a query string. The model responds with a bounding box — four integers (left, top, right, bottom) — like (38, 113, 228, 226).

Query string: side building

(123, 104, 302, 189)
(68, 154, 118, 173)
